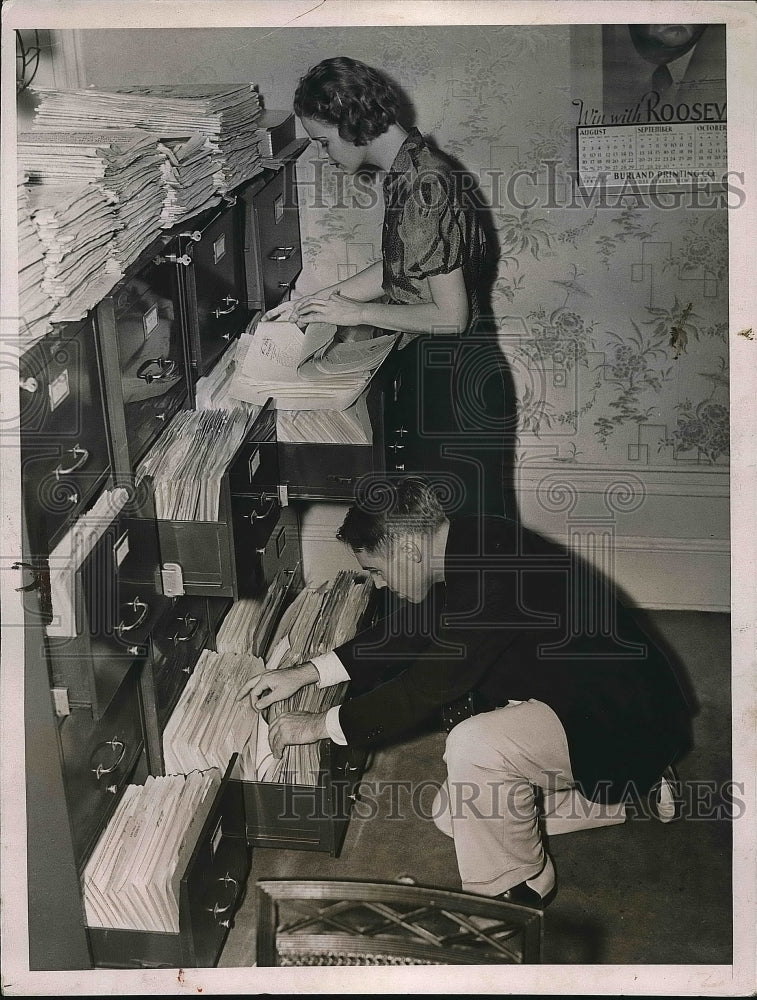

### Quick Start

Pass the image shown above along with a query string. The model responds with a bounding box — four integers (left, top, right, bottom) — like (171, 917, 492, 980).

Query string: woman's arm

(293, 267, 469, 335)
(262, 260, 384, 321)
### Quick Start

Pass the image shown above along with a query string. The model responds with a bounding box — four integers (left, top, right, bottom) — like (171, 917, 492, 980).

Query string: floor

(219, 610, 734, 967)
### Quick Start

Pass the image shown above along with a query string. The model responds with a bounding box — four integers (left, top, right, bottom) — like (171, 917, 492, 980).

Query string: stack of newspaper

(162, 649, 265, 778)
(135, 407, 259, 521)
(26, 180, 123, 324)
(17, 170, 54, 347)
(32, 83, 264, 195)
(18, 129, 164, 270)
(82, 769, 220, 933)
(156, 133, 223, 226)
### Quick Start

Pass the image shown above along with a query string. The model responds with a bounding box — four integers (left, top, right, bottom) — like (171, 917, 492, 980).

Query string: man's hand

(237, 662, 319, 711)
(268, 711, 329, 758)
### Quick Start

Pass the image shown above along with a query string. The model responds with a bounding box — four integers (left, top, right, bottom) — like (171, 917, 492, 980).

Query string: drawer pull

(224, 194, 238, 207)
(326, 475, 354, 484)
(91, 738, 126, 780)
(395, 464, 405, 471)
(137, 357, 178, 383)
(156, 252, 192, 267)
(244, 496, 277, 521)
(214, 296, 239, 318)
(394, 426, 408, 437)
(207, 874, 238, 919)
(155, 412, 168, 422)
(127, 645, 142, 656)
(12, 561, 42, 593)
(19, 376, 39, 394)
(106, 784, 118, 795)
(65, 491, 79, 505)
(54, 444, 90, 479)
(268, 246, 296, 261)
(278, 281, 292, 290)
(388, 443, 404, 453)
(172, 615, 199, 644)
(117, 596, 150, 637)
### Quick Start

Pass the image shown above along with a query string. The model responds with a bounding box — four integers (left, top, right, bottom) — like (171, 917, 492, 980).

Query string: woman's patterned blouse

(381, 128, 486, 334)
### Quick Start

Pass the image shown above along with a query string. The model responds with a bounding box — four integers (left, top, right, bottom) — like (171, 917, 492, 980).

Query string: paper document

(228, 321, 396, 411)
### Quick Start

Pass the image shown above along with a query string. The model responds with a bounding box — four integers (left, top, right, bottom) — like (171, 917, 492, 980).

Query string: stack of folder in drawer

(82, 769, 220, 933)
(162, 650, 265, 777)
(136, 407, 259, 521)
(215, 567, 296, 657)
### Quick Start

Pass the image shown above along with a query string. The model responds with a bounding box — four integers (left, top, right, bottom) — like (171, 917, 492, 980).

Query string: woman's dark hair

(293, 56, 401, 146)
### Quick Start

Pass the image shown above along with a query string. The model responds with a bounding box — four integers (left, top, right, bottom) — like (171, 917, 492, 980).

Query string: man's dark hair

(337, 477, 447, 552)
(293, 56, 401, 146)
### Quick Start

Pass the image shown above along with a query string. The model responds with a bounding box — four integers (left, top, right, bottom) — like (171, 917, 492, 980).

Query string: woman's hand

(268, 711, 329, 758)
(237, 661, 319, 711)
(261, 286, 344, 326)
(292, 290, 366, 328)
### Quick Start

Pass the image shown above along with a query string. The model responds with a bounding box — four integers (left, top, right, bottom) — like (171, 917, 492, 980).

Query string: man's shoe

(649, 764, 682, 823)
(498, 880, 556, 910)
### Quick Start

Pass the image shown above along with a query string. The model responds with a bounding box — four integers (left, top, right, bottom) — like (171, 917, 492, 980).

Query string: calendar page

(577, 122, 727, 187)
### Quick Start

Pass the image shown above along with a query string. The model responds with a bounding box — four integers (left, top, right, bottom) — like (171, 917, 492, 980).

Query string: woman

(265, 56, 507, 518)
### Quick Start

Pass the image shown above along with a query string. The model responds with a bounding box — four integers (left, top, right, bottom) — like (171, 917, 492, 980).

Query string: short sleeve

(396, 170, 465, 280)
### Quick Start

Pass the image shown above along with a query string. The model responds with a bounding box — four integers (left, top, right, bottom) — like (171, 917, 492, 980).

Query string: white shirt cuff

(325, 705, 347, 745)
(311, 650, 350, 688)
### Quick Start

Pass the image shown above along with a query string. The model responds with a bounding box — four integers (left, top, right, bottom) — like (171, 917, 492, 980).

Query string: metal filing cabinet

(178, 198, 254, 378)
(19, 318, 112, 559)
(95, 235, 192, 473)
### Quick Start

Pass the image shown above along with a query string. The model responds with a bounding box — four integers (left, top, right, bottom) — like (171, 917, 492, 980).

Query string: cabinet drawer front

(232, 502, 301, 600)
(180, 772, 250, 968)
(149, 597, 211, 729)
(109, 254, 189, 463)
(253, 167, 302, 310)
(20, 321, 111, 553)
(279, 442, 374, 500)
(59, 668, 144, 863)
(187, 205, 251, 372)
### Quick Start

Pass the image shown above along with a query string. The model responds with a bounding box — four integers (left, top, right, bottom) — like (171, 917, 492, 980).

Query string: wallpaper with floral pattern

(272, 25, 729, 471)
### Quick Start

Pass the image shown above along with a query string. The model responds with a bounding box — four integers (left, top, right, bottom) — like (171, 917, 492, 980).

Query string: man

(240, 477, 692, 906)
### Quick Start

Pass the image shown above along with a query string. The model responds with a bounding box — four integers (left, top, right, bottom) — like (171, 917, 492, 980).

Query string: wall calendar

(577, 122, 727, 187)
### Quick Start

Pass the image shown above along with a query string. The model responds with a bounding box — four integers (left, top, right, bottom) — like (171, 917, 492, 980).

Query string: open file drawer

(230, 376, 389, 502)
(140, 403, 300, 600)
(235, 741, 367, 857)
(86, 755, 250, 970)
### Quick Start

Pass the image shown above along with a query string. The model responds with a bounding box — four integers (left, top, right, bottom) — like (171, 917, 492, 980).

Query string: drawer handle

(388, 443, 404, 453)
(268, 246, 295, 261)
(244, 496, 277, 521)
(214, 296, 238, 318)
(327, 475, 354, 484)
(137, 357, 178, 384)
(223, 194, 238, 207)
(155, 252, 192, 267)
(91, 738, 126, 780)
(54, 444, 90, 479)
(12, 561, 42, 593)
(394, 427, 408, 437)
(117, 596, 150, 637)
(207, 874, 238, 920)
(278, 281, 292, 290)
(394, 464, 405, 472)
(172, 615, 199, 644)
(19, 376, 39, 394)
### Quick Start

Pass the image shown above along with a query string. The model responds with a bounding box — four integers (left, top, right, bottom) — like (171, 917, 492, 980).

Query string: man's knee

(444, 714, 485, 764)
